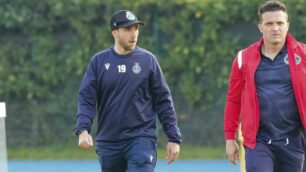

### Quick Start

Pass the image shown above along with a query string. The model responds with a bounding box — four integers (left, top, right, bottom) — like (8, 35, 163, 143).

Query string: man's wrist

(169, 139, 182, 145)
(77, 129, 88, 136)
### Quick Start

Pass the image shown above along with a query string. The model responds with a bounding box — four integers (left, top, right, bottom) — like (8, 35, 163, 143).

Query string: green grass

(8, 144, 97, 159)
(8, 144, 226, 160)
(177, 146, 226, 159)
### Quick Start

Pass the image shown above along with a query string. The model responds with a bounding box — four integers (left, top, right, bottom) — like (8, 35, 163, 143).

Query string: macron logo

(149, 155, 154, 162)
(105, 63, 110, 70)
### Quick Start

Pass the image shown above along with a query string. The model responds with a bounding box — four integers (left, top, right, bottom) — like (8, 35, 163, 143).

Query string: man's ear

(287, 21, 290, 32)
(112, 30, 117, 38)
(258, 24, 263, 33)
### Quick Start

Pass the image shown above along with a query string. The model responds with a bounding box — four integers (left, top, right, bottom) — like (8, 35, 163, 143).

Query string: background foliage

(1, 0, 306, 148)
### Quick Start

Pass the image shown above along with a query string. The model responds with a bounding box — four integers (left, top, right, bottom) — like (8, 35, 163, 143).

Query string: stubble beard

(119, 39, 136, 52)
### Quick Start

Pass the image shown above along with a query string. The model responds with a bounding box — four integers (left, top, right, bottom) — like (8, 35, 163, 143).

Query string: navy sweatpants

(95, 137, 157, 172)
(245, 134, 305, 172)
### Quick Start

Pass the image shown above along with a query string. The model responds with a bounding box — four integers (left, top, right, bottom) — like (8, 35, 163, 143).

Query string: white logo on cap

(126, 11, 136, 20)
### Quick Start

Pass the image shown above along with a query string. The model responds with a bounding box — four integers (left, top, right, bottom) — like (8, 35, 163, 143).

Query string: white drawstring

(266, 138, 289, 145)
(284, 138, 289, 145)
(267, 139, 272, 144)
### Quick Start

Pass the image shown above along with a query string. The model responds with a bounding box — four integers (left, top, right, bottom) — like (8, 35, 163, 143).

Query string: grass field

(8, 145, 226, 160)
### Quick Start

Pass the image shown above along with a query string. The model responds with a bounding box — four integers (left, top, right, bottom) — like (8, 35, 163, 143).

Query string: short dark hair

(258, 0, 287, 22)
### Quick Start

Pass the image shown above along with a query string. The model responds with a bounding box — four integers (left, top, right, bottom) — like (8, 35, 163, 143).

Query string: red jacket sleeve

(224, 55, 244, 140)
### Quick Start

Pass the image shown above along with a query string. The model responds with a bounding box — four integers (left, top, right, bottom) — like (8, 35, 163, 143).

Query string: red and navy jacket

(224, 34, 306, 149)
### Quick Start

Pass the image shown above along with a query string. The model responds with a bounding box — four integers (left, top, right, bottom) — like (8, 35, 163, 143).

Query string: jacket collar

(286, 33, 298, 49)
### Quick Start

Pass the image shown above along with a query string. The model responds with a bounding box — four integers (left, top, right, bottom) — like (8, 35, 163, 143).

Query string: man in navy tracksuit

(75, 10, 182, 172)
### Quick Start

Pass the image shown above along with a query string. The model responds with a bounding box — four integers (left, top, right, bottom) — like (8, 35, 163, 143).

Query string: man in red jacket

(224, 1, 306, 171)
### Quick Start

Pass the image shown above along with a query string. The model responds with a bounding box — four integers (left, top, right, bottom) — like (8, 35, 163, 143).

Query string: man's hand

(78, 130, 93, 149)
(226, 140, 239, 165)
(166, 142, 180, 164)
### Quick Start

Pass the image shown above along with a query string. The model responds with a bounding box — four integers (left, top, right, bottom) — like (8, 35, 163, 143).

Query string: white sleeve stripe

(237, 50, 242, 69)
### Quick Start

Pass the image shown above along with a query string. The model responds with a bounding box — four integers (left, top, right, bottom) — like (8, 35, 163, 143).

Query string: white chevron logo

(149, 155, 154, 162)
(105, 63, 110, 70)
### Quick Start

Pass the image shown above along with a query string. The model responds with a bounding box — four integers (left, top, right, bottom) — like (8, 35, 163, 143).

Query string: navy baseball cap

(110, 10, 145, 31)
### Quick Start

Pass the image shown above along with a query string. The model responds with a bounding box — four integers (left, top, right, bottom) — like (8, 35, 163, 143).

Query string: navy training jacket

(76, 46, 182, 144)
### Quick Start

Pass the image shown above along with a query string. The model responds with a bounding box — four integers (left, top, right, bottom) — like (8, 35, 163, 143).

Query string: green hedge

(1, 0, 306, 148)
